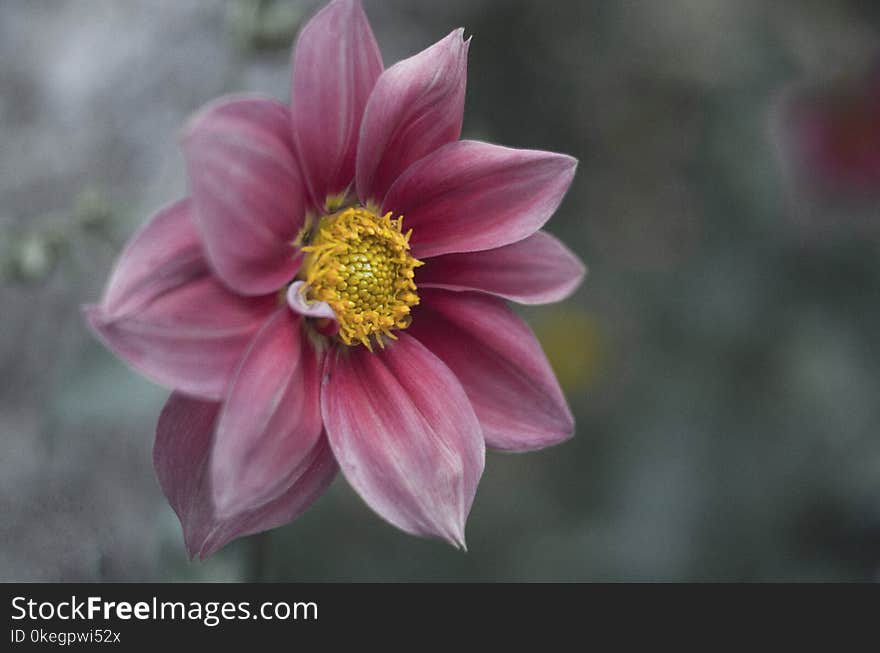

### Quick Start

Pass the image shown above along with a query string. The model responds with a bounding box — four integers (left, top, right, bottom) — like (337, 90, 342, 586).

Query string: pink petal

(85, 199, 275, 401)
(200, 438, 336, 559)
(154, 392, 337, 560)
(153, 394, 219, 558)
(322, 333, 484, 547)
(181, 95, 306, 295)
(417, 231, 586, 305)
(291, 0, 383, 208)
(409, 290, 574, 452)
(210, 309, 324, 518)
(356, 29, 469, 204)
(384, 140, 577, 258)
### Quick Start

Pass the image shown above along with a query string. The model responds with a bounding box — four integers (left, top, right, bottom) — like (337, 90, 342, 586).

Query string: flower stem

(246, 531, 272, 582)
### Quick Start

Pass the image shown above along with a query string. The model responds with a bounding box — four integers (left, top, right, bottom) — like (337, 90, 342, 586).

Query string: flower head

(300, 207, 423, 348)
(85, 0, 585, 557)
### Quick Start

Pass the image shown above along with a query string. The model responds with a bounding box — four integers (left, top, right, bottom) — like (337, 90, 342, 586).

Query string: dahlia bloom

(86, 0, 584, 557)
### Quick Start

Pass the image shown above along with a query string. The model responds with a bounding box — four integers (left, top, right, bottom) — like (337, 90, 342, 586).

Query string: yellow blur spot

(534, 307, 605, 394)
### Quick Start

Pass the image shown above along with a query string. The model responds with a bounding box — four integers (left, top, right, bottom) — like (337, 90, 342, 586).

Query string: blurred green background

(2, 0, 880, 581)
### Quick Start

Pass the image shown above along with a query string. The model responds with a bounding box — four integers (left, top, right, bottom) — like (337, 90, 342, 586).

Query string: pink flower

(774, 66, 880, 198)
(85, 0, 584, 557)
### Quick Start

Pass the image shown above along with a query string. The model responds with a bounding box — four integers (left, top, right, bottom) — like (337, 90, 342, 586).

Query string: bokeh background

(3, 0, 880, 581)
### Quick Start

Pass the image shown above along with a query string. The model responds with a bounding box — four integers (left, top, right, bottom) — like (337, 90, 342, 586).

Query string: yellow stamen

(300, 207, 423, 348)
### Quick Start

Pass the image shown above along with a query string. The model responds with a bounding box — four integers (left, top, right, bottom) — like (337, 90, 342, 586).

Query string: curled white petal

(286, 281, 337, 320)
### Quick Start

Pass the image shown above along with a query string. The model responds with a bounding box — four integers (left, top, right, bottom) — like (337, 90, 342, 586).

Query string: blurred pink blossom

(775, 66, 880, 198)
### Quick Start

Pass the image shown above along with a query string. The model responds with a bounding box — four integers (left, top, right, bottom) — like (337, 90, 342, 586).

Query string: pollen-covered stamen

(301, 207, 423, 349)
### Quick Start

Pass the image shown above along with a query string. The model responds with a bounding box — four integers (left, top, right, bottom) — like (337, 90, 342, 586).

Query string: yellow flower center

(301, 207, 423, 350)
